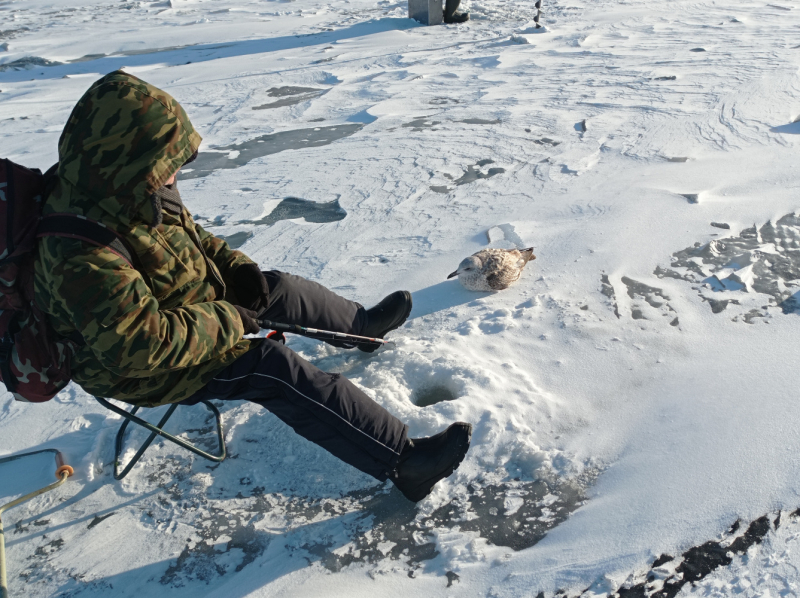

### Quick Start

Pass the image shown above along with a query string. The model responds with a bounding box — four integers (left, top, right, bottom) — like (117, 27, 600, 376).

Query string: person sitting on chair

(34, 70, 471, 503)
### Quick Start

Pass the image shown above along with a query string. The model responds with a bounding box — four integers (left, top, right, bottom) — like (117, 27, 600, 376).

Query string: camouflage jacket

(34, 71, 256, 407)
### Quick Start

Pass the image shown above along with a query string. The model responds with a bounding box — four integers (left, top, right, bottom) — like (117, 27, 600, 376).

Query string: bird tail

(520, 247, 536, 263)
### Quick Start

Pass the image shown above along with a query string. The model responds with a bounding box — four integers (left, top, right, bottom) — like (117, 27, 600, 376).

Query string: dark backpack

(0, 159, 133, 403)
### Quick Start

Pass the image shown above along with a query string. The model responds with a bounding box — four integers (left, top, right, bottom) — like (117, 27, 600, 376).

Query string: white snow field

(2, 0, 800, 596)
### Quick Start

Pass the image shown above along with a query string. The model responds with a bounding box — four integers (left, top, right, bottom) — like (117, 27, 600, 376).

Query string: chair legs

(95, 397, 226, 480)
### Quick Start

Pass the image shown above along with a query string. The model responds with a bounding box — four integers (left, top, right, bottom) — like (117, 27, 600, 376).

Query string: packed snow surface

(2, 0, 800, 596)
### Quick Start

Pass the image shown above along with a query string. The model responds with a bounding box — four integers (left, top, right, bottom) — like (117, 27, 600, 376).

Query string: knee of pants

(246, 338, 342, 399)
(262, 270, 286, 296)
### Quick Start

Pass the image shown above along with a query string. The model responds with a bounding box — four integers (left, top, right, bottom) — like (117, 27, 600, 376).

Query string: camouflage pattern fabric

(34, 71, 257, 407)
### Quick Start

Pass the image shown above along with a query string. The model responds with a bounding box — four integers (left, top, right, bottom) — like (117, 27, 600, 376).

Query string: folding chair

(95, 397, 226, 480)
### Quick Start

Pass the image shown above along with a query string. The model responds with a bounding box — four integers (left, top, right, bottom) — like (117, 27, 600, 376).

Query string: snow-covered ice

(2, 0, 800, 596)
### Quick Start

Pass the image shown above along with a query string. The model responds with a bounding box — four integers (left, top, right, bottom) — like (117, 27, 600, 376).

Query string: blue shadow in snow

(780, 290, 800, 314)
(771, 120, 800, 134)
(0, 18, 421, 83)
(410, 280, 489, 320)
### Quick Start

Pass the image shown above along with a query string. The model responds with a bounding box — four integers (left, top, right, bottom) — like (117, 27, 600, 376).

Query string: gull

(447, 247, 536, 291)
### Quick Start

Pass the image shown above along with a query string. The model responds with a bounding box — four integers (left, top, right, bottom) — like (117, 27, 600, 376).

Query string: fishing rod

(258, 319, 390, 348)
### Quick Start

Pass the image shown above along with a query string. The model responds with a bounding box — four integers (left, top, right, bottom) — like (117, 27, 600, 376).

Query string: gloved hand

(234, 305, 261, 335)
(231, 263, 269, 312)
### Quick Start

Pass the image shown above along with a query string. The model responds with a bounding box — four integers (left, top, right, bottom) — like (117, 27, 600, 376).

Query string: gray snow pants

(185, 271, 409, 481)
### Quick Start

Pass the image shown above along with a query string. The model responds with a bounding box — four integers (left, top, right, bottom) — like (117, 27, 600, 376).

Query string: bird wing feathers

(473, 247, 536, 291)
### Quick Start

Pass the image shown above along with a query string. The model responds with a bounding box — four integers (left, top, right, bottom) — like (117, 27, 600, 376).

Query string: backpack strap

(37, 213, 134, 266)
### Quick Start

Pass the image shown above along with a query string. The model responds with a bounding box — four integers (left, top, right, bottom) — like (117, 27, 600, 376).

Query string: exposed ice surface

(3, 0, 800, 596)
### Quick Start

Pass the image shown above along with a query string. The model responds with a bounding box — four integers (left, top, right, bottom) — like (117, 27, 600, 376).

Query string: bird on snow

(447, 247, 536, 291)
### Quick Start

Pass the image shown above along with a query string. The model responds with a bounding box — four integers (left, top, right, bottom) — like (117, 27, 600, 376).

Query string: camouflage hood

(56, 70, 202, 228)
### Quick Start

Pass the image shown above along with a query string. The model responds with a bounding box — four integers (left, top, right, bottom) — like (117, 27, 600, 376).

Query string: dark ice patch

(238, 197, 346, 227)
(403, 117, 440, 130)
(600, 274, 621, 318)
(662, 213, 800, 320)
(302, 474, 592, 574)
(711, 222, 730, 229)
(681, 193, 700, 204)
(87, 512, 116, 530)
(430, 185, 451, 194)
(454, 159, 505, 186)
(460, 118, 501, 125)
(621, 277, 670, 309)
(0, 27, 30, 40)
(583, 516, 773, 598)
(667, 156, 688, 162)
(0, 56, 62, 71)
(653, 266, 691, 282)
(181, 124, 364, 179)
(266, 86, 324, 97)
(252, 87, 326, 110)
(533, 137, 561, 146)
(620, 276, 676, 322)
(429, 97, 460, 105)
(702, 297, 740, 314)
(653, 75, 677, 81)
(690, 47, 707, 52)
(430, 160, 505, 193)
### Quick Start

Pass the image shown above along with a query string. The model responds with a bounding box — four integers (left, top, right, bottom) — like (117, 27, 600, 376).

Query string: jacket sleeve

(39, 238, 245, 378)
(195, 223, 255, 281)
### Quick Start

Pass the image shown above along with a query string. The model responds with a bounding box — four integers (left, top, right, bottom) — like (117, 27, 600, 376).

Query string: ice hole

(413, 385, 458, 407)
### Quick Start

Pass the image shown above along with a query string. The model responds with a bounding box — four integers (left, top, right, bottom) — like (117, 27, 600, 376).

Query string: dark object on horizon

(535, 0, 543, 28)
(409, 0, 442, 25)
(444, 0, 469, 23)
(408, 0, 469, 25)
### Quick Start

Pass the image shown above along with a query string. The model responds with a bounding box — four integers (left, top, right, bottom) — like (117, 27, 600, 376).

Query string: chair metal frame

(95, 397, 226, 480)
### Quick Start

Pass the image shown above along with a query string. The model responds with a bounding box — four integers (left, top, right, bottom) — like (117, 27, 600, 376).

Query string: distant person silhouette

(444, 0, 469, 23)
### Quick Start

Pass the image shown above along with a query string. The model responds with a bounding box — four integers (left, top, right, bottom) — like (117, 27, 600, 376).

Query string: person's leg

(193, 339, 409, 480)
(185, 340, 473, 500)
(260, 271, 412, 351)
(260, 270, 366, 335)
(444, 0, 469, 23)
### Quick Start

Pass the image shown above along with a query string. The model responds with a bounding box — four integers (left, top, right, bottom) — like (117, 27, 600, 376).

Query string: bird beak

(447, 270, 458, 280)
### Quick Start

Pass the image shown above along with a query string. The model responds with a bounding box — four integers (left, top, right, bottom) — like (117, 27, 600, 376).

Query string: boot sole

(401, 422, 472, 502)
(359, 291, 413, 353)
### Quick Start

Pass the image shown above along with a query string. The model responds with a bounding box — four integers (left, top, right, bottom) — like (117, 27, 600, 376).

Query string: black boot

(393, 422, 472, 502)
(358, 290, 413, 353)
(444, 0, 469, 23)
